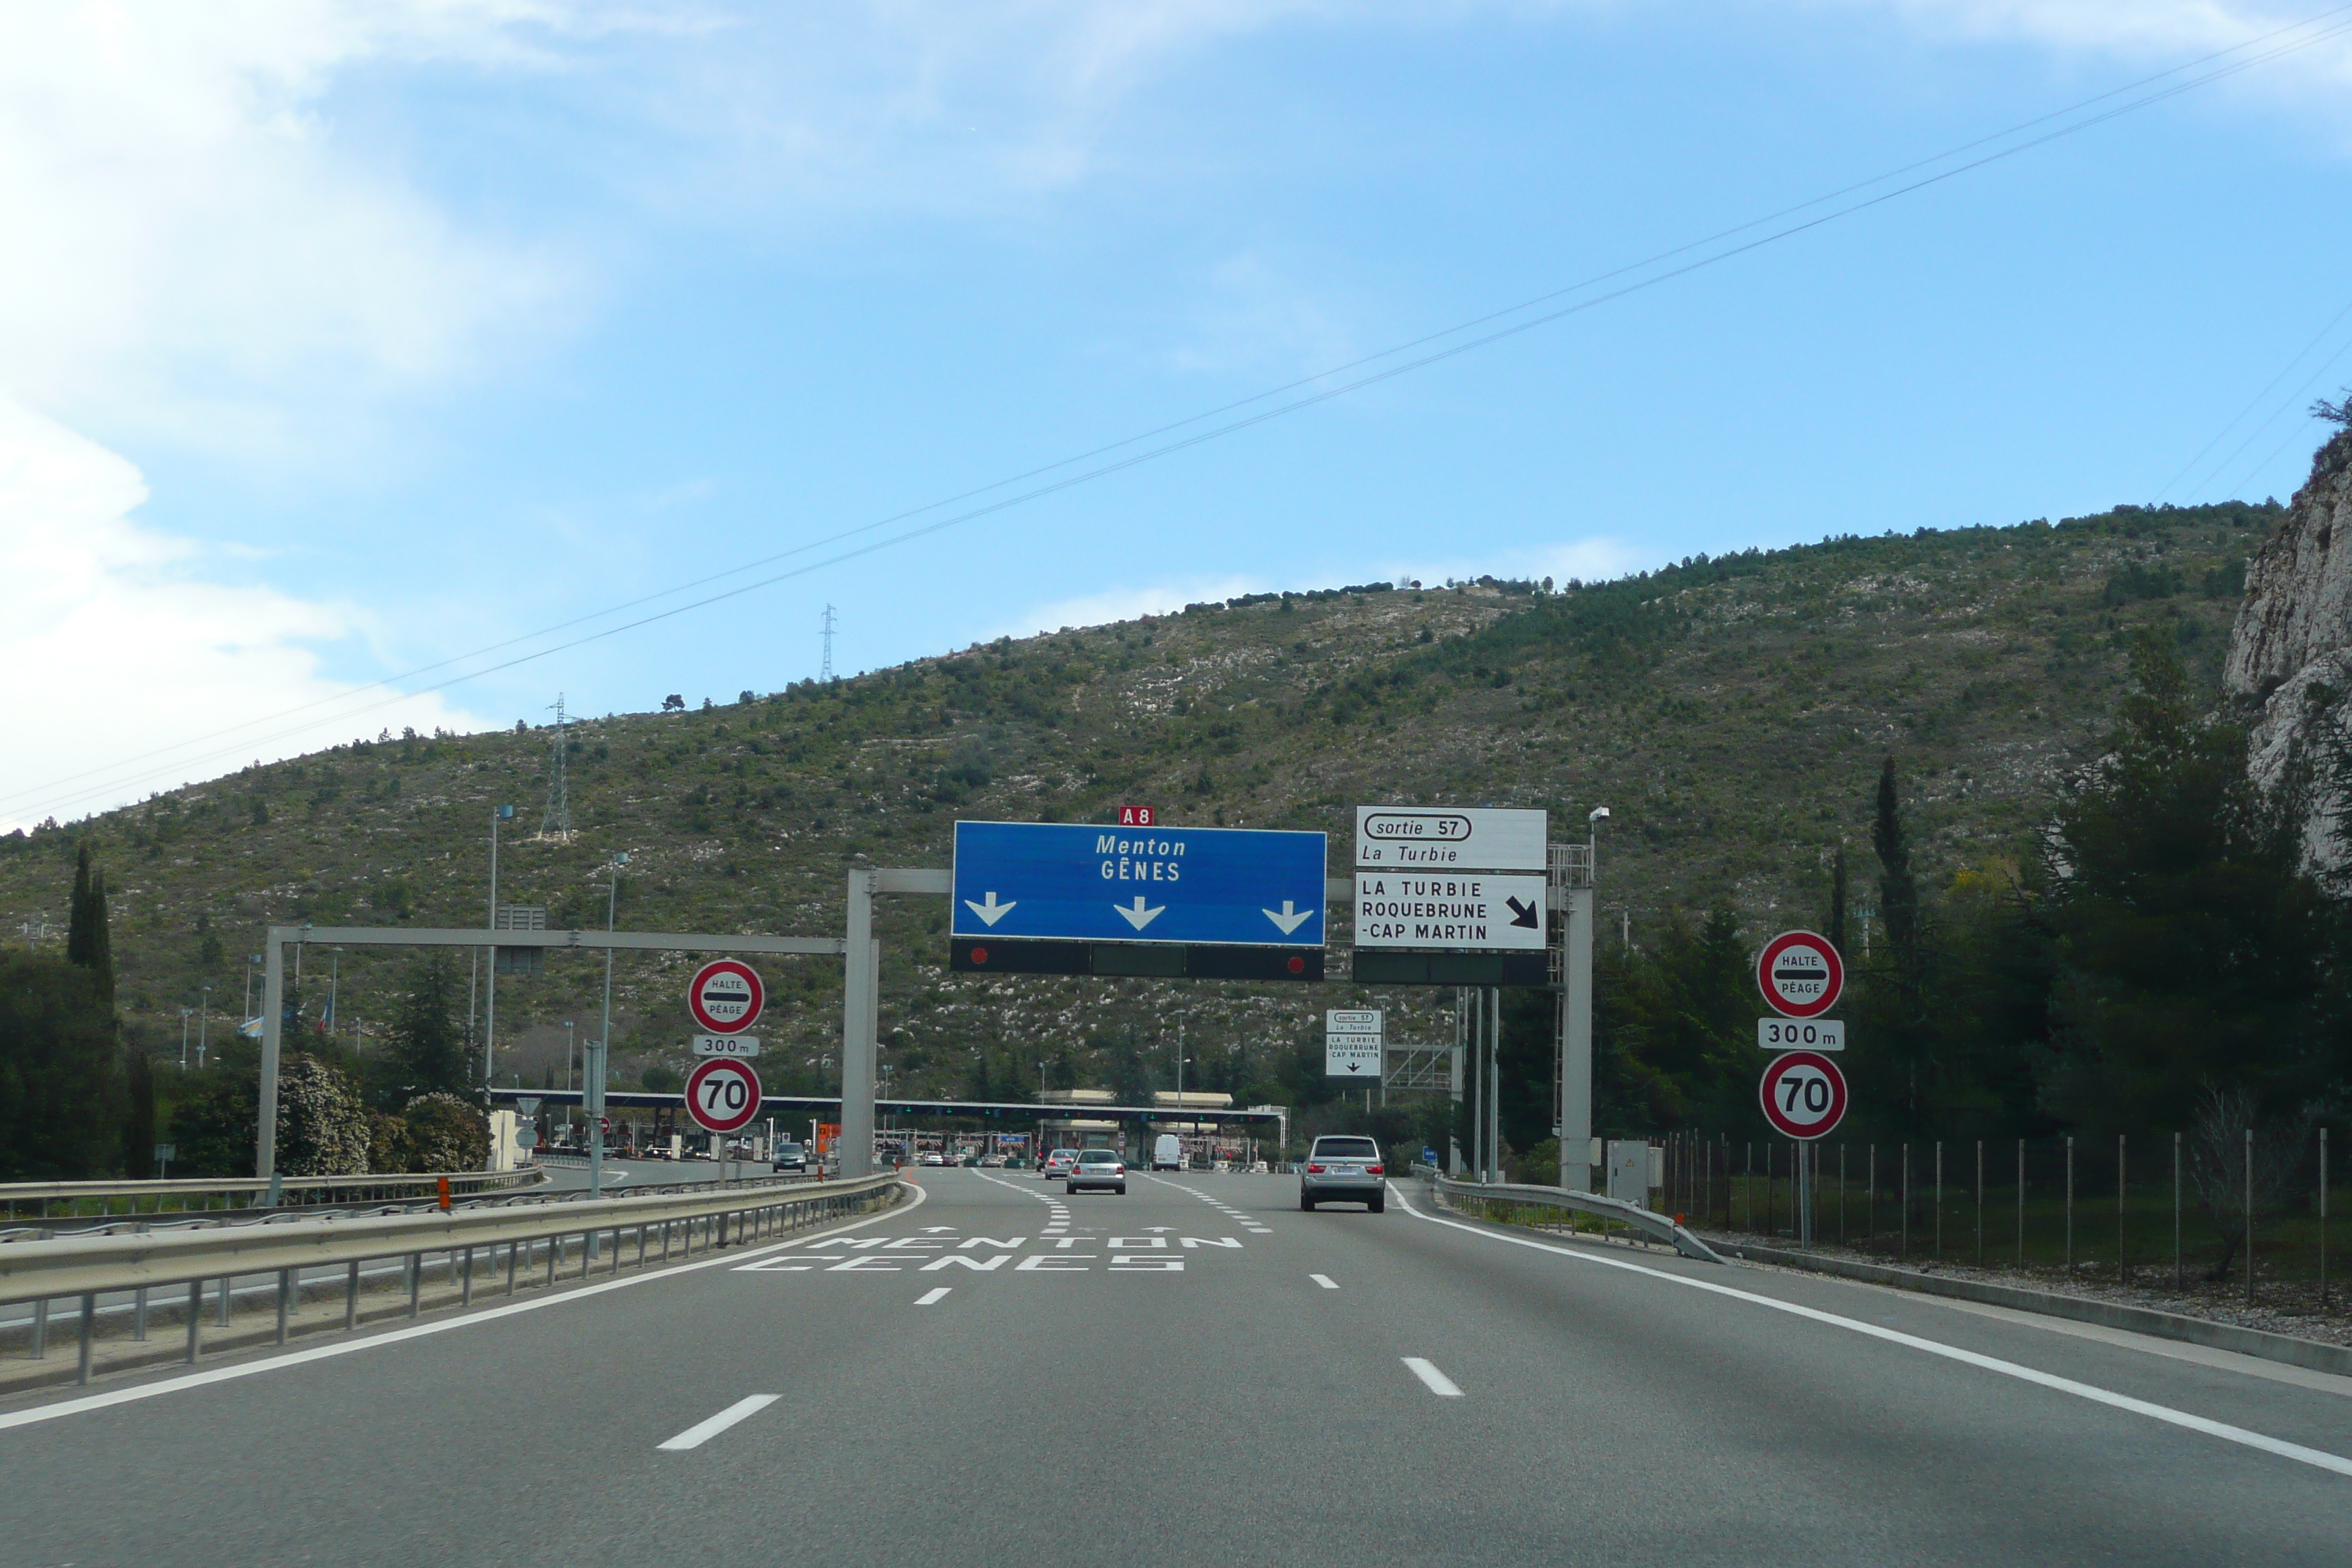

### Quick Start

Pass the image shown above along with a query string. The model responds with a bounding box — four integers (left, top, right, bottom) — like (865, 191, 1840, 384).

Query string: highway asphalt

(4, 1170, 2348, 1565)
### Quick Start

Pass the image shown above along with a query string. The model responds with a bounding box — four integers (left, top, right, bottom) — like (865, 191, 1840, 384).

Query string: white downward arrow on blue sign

(1115, 896, 1164, 930)
(1262, 900, 1313, 935)
(965, 892, 1016, 926)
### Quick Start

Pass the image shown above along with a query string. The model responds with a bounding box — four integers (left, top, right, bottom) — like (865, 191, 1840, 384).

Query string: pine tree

(384, 953, 469, 1102)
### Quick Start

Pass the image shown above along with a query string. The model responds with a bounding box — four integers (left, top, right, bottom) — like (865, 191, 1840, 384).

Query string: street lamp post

(198, 985, 211, 1067)
(179, 1008, 192, 1071)
(1558, 805, 1609, 1195)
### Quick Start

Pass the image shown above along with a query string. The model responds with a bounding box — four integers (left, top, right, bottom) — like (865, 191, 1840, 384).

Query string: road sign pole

(841, 870, 877, 1179)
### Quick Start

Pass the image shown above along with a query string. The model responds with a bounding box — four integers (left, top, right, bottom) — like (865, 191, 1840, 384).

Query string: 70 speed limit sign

(1759, 1050, 1847, 1141)
(684, 1057, 763, 1135)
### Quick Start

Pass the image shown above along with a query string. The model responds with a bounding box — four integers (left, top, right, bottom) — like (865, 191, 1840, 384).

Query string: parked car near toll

(1066, 1148, 1127, 1194)
(1298, 1136, 1385, 1212)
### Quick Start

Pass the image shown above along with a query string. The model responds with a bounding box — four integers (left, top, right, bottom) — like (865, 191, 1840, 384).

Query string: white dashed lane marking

(1311, 1273, 1338, 1289)
(1403, 1359, 1463, 1398)
(658, 1395, 780, 1450)
(916, 1287, 952, 1305)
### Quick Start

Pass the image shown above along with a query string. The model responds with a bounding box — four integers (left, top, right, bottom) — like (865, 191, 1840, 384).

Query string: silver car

(1299, 1136, 1385, 1212)
(1066, 1148, 1127, 1194)
(1041, 1147, 1079, 1180)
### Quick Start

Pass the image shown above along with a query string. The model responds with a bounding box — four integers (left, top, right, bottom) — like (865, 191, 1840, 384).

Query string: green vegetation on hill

(0, 500, 2287, 1164)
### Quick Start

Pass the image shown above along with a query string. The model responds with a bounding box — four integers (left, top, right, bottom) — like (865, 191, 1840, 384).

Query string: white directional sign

(1354, 873, 1546, 950)
(693, 1034, 761, 1058)
(1325, 1009, 1384, 1078)
(1757, 1018, 1844, 1051)
(1355, 806, 1548, 871)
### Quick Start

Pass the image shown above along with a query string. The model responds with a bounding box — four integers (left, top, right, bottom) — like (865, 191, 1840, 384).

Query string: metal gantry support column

(258, 932, 287, 1191)
(841, 870, 878, 1179)
(1559, 878, 1595, 1196)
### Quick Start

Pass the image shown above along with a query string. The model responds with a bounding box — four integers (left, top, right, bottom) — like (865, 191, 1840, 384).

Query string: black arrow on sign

(1505, 897, 1539, 929)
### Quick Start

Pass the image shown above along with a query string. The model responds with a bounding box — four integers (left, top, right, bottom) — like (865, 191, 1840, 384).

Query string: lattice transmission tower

(821, 603, 837, 682)
(542, 693, 573, 839)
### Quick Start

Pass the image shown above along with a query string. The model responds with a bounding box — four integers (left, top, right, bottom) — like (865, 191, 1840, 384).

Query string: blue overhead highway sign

(952, 821, 1327, 946)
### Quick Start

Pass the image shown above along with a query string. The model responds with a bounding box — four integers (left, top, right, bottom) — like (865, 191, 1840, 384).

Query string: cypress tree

(64, 843, 115, 1009)
(1826, 845, 1848, 954)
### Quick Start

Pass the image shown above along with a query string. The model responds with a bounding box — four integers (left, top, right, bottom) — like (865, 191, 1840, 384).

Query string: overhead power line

(12, 5, 2352, 825)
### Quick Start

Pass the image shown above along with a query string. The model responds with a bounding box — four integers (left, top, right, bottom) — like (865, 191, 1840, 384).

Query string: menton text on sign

(1096, 833, 1187, 882)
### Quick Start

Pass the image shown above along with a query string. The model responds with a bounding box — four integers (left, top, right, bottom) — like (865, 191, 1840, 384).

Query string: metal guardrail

(0, 1170, 907, 1388)
(0, 1168, 547, 1221)
(1425, 1172, 1726, 1264)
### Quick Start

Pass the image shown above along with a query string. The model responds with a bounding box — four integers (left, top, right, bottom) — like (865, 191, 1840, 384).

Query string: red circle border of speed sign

(1758, 1050, 1848, 1141)
(684, 1057, 763, 1134)
(686, 958, 766, 1034)
(1755, 930, 1844, 1018)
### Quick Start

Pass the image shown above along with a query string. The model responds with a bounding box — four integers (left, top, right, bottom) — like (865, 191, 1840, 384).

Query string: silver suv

(1299, 1136, 1384, 1213)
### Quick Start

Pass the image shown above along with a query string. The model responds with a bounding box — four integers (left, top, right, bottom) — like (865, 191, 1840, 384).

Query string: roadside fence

(1656, 1128, 2337, 1313)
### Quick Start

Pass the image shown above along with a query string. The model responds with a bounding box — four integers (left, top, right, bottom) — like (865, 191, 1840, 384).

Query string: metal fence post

(1934, 1142, 1943, 1260)
(134, 1284, 148, 1342)
(29, 1296, 48, 1360)
(346, 1260, 360, 1329)
(2065, 1136, 2075, 1274)
(2016, 1139, 2026, 1268)
(2117, 1134, 2127, 1285)
(276, 1269, 291, 1345)
(216, 1275, 231, 1326)
(2244, 1126, 2255, 1307)
(2321, 1126, 2330, 1311)
(186, 1281, 202, 1364)
(1868, 1144, 1877, 1241)
(2173, 1131, 2183, 1292)
(77, 1294, 94, 1385)
(1899, 1143, 1910, 1259)
(1975, 1140, 1983, 1267)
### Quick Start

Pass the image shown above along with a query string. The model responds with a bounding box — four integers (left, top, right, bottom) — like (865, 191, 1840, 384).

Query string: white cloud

(0, 399, 491, 832)
(0, 1, 603, 461)
(987, 574, 1269, 640)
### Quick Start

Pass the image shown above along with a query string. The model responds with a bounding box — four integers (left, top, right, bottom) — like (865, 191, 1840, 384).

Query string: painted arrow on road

(964, 891, 1017, 926)
(1114, 896, 1164, 931)
(1262, 900, 1313, 935)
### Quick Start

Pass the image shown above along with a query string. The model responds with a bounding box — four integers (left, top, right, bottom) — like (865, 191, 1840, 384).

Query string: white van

(1152, 1134, 1184, 1172)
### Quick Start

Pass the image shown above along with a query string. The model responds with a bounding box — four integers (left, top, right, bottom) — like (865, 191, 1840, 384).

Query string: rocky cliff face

(2224, 421, 2352, 878)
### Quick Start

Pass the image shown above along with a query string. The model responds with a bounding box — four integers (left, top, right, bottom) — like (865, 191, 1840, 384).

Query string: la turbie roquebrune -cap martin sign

(950, 820, 1327, 947)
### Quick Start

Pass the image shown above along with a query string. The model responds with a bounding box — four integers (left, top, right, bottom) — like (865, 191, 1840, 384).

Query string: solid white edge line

(1402, 1357, 1463, 1397)
(0, 1181, 927, 1433)
(1310, 1273, 1338, 1290)
(915, 1287, 951, 1305)
(1389, 1182, 2352, 1480)
(657, 1393, 779, 1451)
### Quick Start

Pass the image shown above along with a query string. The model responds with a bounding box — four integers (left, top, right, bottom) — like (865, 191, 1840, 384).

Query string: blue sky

(5, 1, 2352, 829)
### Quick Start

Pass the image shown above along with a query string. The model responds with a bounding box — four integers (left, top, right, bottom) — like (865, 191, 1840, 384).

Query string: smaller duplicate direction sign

(1759, 1050, 1848, 1141)
(1756, 930, 1843, 1018)
(1355, 805, 1548, 871)
(693, 1034, 761, 1058)
(685, 1057, 763, 1134)
(1325, 1009, 1384, 1078)
(1757, 1018, 1844, 1052)
(687, 959, 766, 1035)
